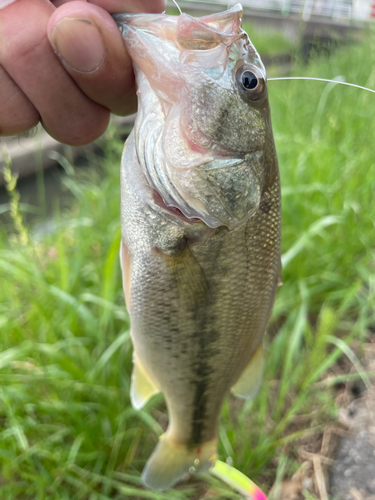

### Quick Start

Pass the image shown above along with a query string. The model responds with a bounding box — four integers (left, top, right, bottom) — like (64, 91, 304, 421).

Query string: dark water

(0, 149, 101, 235)
(0, 124, 131, 236)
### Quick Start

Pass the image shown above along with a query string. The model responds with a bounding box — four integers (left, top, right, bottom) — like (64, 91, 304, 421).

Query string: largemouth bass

(115, 3, 281, 491)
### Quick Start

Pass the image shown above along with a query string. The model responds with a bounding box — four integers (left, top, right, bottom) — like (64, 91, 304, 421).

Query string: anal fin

(231, 344, 264, 400)
(131, 356, 160, 410)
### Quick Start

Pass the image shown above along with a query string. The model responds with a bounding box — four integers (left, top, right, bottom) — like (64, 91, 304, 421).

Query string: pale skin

(0, 0, 166, 145)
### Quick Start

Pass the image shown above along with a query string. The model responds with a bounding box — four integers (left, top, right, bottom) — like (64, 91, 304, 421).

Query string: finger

(87, 0, 166, 14)
(0, 0, 109, 146)
(0, 0, 18, 8)
(0, 65, 39, 136)
(52, 0, 84, 6)
(48, 2, 137, 116)
(51, 0, 166, 13)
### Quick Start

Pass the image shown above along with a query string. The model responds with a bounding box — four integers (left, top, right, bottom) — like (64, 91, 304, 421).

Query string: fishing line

(268, 76, 375, 94)
(170, 0, 182, 14)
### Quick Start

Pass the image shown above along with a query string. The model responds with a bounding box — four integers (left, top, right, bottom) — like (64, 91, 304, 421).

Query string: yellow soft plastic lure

(211, 460, 267, 500)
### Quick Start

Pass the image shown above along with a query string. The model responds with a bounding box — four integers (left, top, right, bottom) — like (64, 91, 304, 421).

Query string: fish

(115, 3, 281, 491)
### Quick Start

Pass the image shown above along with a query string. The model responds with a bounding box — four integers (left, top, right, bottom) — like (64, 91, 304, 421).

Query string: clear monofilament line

(170, 0, 182, 14)
(268, 77, 375, 94)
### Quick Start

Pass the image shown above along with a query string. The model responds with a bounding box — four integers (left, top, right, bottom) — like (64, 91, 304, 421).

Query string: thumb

(48, 1, 137, 116)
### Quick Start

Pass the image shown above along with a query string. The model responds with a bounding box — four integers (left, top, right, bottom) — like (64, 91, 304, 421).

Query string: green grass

(242, 21, 293, 56)
(1, 32, 375, 499)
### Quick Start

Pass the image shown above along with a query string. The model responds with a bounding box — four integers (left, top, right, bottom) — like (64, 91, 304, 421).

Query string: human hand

(0, 0, 165, 145)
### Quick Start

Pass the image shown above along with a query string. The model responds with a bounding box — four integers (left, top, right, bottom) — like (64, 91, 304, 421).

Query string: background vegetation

(0, 22, 374, 500)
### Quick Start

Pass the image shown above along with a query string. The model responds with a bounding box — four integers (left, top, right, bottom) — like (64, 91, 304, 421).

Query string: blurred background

(0, 1, 374, 499)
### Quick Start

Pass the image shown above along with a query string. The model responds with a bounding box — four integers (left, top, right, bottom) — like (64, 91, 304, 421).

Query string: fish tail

(142, 433, 218, 491)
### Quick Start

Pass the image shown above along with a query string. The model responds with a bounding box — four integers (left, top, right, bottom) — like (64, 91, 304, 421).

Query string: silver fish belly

(116, 3, 281, 491)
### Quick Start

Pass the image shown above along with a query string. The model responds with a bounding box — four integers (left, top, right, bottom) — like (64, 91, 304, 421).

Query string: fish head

(116, 4, 277, 229)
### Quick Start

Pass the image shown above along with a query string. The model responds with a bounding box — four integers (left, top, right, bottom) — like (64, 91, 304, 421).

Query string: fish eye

(242, 70, 258, 90)
(236, 65, 266, 101)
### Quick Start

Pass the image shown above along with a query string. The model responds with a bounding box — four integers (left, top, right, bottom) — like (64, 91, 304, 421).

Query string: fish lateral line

(268, 76, 375, 95)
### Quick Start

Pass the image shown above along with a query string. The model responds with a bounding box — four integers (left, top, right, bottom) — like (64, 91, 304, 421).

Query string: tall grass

(0, 31, 374, 499)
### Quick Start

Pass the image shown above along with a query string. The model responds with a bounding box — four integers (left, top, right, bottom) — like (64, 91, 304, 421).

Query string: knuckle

(0, 101, 40, 138)
(0, 116, 39, 137)
(45, 108, 110, 146)
(0, 66, 40, 136)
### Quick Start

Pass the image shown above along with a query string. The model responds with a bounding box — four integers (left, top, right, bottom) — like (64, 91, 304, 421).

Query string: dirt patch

(330, 373, 375, 499)
(274, 337, 375, 500)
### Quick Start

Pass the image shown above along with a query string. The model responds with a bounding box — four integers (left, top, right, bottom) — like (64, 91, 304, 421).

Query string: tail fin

(142, 433, 217, 491)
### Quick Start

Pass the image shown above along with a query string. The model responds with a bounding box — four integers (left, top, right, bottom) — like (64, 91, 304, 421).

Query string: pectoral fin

(231, 345, 264, 400)
(131, 356, 160, 410)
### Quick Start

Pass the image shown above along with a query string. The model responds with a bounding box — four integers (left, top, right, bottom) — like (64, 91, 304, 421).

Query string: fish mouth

(152, 189, 203, 225)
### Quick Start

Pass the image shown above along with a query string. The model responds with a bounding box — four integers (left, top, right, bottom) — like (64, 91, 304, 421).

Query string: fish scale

(116, 3, 281, 491)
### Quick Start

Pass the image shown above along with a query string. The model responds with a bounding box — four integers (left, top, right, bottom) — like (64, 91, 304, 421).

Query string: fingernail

(0, 0, 18, 8)
(50, 18, 105, 74)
